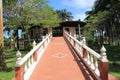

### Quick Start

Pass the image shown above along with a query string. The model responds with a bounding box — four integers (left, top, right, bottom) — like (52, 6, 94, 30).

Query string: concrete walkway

(30, 37, 119, 80)
(30, 37, 92, 80)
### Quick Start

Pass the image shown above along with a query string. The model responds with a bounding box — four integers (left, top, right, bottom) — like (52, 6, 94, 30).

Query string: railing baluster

(30, 56, 32, 64)
(94, 57, 100, 76)
(24, 62, 27, 72)
(90, 55, 95, 70)
(79, 45, 83, 56)
(87, 52, 91, 65)
(31, 55, 34, 63)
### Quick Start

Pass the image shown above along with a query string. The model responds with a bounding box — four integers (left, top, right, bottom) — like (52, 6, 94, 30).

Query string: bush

(26, 42, 32, 50)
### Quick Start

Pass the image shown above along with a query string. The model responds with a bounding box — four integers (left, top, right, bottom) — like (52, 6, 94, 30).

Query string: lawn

(106, 45, 120, 79)
(0, 49, 28, 80)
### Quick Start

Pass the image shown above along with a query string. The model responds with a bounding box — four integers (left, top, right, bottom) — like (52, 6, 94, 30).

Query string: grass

(0, 49, 28, 80)
(91, 45, 120, 79)
(106, 45, 120, 79)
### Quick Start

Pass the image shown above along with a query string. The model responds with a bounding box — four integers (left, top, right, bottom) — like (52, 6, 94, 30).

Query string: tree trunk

(0, 0, 7, 70)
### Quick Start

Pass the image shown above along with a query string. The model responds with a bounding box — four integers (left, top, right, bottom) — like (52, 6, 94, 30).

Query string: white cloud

(60, 0, 96, 21)
(73, 13, 86, 21)
(61, 0, 95, 9)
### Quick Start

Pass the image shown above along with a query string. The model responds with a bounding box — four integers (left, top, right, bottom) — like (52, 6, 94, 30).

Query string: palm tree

(56, 9, 73, 21)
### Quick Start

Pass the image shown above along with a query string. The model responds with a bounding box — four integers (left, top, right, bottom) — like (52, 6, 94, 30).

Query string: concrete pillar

(99, 45, 108, 80)
(15, 50, 24, 80)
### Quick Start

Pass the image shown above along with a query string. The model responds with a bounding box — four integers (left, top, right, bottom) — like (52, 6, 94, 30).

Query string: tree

(3, 0, 20, 49)
(84, 0, 120, 45)
(3, 0, 61, 49)
(0, 0, 7, 70)
(56, 9, 73, 21)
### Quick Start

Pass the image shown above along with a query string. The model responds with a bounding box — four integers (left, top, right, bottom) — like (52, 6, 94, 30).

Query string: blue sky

(48, 0, 96, 21)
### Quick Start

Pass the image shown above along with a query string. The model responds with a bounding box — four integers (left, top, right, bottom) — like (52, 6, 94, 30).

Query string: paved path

(30, 37, 92, 80)
(30, 37, 119, 80)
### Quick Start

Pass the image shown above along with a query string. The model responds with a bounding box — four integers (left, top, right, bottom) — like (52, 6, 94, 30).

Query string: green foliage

(26, 42, 32, 50)
(0, 38, 3, 54)
(3, 0, 61, 40)
(85, 0, 120, 46)
(82, 15, 96, 41)
(56, 9, 73, 21)
(40, 5, 62, 28)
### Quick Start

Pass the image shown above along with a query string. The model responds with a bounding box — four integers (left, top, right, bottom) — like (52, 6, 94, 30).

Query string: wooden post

(15, 50, 24, 80)
(99, 45, 108, 80)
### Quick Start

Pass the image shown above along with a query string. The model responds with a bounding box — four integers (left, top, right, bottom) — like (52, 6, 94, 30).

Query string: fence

(64, 31, 108, 80)
(15, 32, 52, 80)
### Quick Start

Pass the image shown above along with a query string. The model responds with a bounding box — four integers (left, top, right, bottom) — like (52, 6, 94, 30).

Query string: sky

(48, 0, 96, 21)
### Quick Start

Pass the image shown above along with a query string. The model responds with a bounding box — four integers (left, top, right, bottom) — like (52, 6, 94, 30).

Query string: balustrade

(15, 32, 52, 80)
(64, 31, 108, 80)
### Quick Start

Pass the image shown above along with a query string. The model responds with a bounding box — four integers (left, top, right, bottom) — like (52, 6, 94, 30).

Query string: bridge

(15, 31, 110, 80)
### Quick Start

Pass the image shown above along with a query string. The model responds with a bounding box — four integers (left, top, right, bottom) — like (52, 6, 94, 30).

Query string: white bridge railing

(15, 32, 52, 80)
(64, 31, 108, 80)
